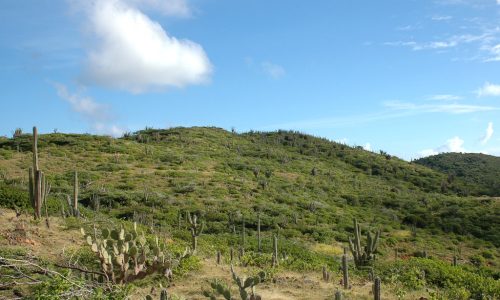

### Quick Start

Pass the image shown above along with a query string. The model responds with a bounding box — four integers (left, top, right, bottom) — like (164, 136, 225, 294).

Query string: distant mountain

(415, 153, 500, 196)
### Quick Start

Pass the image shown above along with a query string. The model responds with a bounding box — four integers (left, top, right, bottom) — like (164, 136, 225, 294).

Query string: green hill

(415, 153, 500, 197)
(0, 127, 499, 299)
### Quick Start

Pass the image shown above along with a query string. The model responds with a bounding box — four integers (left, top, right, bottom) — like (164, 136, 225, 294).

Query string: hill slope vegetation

(0, 127, 499, 299)
(415, 152, 500, 197)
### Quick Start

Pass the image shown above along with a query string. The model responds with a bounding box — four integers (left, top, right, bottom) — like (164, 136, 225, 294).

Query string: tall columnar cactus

(228, 211, 237, 234)
(187, 212, 204, 252)
(272, 234, 278, 267)
(348, 218, 380, 267)
(29, 127, 50, 219)
(335, 290, 343, 300)
(81, 223, 190, 284)
(241, 217, 246, 250)
(373, 277, 381, 300)
(257, 214, 261, 253)
(231, 265, 265, 300)
(217, 250, 222, 265)
(73, 170, 79, 217)
(160, 289, 168, 300)
(177, 210, 182, 230)
(322, 265, 330, 282)
(342, 253, 349, 289)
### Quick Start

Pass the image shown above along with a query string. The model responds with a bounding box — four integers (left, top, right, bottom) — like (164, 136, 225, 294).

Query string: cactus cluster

(187, 212, 204, 252)
(64, 171, 80, 218)
(81, 222, 190, 284)
(348, 218, 380, 267)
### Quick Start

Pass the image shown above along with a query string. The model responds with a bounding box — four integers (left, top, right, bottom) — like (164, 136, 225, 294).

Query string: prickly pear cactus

(81, 222, 191, 284)
(203, 279, 233, 300)
(231, 265, 265, 300)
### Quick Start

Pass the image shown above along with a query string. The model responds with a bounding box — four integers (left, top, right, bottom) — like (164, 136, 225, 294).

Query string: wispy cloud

(54, 82, 111, 122)
(384, 100, 498, 114)
(385, 33, 492, 51)
(385, 16, 500, 62)
(53, 82, 126, 136)
(483, 44, 500, 61)
(79, 0, 212, 93)
(419, 136, 466, 157)
(261, 61, 286, 79)
(260, 98, 497, 131)
(480, 122, 494, 145)
(427, 94, 463, 101)
(258, 110, 415, 131)
(477, 82, 500, 97)
(431, 15, 453, 21)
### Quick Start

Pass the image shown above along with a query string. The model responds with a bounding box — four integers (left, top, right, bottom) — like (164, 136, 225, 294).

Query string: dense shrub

(380, 258, 500, 299)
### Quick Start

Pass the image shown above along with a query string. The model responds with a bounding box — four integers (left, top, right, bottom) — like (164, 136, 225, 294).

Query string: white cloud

(261, 62, 286, 79)
(82, 0, 212, 93)
(336, 138, 349, 144)
(419, 148, 440, 157)
(54, 82, 126, 137)
(428, 94, 462, 101)
(477, 82, 500, 97)
(124, 0, 191, 17)
(384, 100, 498, 114)
(480, 122, 494, 145)
(93, 123, 127, 137)
(363, 143, 372, 151)
(419, 136, 466, 157)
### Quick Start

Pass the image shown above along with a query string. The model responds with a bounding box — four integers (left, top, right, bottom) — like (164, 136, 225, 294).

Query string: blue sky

(1, 0, 500, 160)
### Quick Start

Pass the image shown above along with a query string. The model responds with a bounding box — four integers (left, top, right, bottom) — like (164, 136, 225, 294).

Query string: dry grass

(0, 209, 82, 261)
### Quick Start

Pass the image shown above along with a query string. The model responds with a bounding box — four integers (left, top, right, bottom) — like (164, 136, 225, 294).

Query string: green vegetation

(0, 127, 499, 299)
(415, 152, 500, 196)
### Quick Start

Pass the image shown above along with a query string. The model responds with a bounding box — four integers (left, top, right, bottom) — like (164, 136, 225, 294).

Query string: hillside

(415, 153, 500, 197)
(0, 127, 499, 299)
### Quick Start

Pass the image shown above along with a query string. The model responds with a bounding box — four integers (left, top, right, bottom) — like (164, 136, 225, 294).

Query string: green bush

(379, 258, 500, 299)
(0, 184, 29, 209)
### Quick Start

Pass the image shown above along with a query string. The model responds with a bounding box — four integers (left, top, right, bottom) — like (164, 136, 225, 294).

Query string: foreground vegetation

(0, 127, 499, 299)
